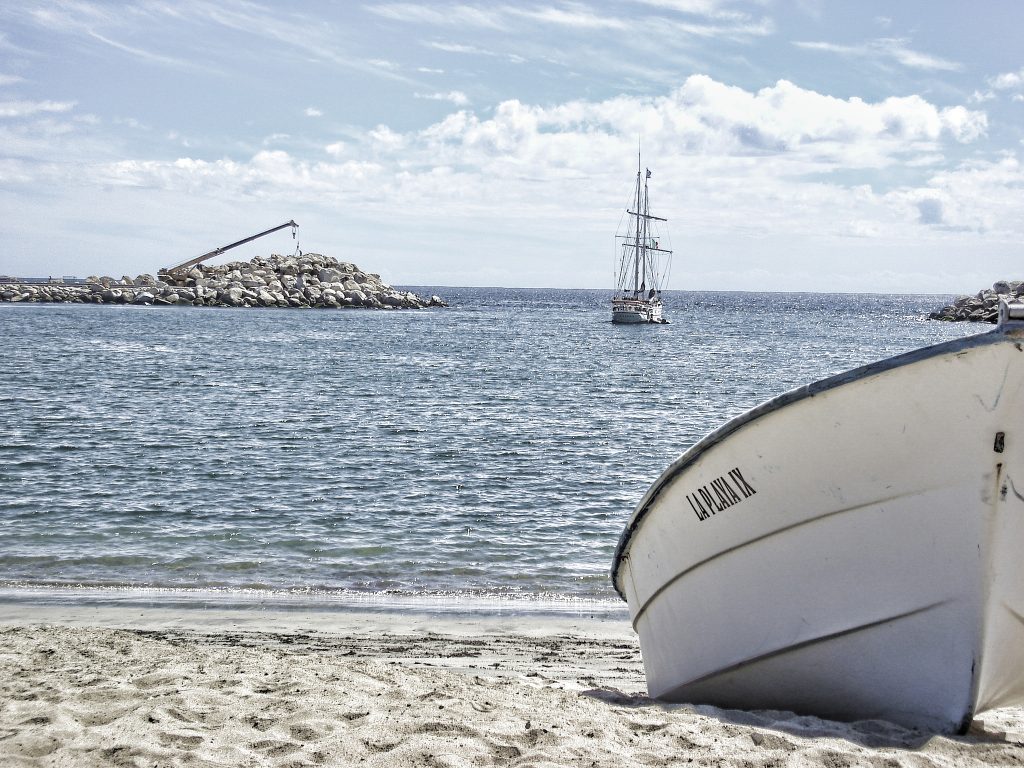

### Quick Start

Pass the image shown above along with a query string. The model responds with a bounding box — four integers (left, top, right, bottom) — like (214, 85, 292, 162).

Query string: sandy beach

(2, 601, 1023, 767)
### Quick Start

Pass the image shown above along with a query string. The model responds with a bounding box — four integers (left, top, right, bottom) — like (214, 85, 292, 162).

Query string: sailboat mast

(638, 167, 647, 290)
(634, 150, 642, 295)
(642, 170, 650, 293)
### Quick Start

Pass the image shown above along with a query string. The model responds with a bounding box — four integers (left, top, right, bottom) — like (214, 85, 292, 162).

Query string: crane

(159, 220, 299, 280)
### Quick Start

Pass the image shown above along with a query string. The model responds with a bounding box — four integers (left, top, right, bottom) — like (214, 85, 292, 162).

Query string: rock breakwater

(930, 280, 1024, 322)
(0, 253, 446, 310)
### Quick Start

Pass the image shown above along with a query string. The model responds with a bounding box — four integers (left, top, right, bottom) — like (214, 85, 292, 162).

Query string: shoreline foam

(0, 585, 628, 623)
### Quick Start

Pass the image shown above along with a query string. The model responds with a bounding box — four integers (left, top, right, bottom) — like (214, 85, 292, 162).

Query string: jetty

(0, 252, 446, 310)
(930, 280, 1024, 322)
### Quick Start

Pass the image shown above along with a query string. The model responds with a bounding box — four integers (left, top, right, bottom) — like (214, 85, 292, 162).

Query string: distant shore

(2, 598, 1023, 766)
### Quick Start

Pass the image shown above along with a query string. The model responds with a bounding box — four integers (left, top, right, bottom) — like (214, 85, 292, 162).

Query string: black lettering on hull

(687, 494, 709, 521)
(698, 487, 720, 513)
(728, 467, 757, 498)
(687, 467, 758, 523)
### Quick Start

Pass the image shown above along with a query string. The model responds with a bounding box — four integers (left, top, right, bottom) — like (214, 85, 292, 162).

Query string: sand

(2, 601, 1023, 767)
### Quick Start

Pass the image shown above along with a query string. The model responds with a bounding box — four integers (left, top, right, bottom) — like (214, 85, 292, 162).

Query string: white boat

(612, 156, 672, 324)
(612, 301, 1024, 732)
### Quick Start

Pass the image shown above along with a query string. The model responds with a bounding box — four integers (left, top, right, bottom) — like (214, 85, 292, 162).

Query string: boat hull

(612, 298, 664, 324)
(612, 307, 1024, 732)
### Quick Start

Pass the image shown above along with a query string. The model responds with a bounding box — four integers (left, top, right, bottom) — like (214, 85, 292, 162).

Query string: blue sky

(1, 1, 1022, 292)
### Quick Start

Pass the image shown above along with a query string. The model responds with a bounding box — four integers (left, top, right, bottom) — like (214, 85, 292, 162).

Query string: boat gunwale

(610, 320, 1022, 600)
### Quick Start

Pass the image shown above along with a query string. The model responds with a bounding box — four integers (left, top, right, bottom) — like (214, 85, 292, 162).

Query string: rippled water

(0, 289, 968, 608)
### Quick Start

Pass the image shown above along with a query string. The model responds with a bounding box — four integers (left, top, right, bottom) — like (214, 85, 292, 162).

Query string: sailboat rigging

(612, 155, 672, 324)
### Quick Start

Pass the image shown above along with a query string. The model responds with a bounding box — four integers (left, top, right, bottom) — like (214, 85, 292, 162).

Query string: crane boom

(160, 220, 299, 276)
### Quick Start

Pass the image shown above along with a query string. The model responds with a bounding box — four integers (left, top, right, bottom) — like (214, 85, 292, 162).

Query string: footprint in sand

(130, 673, 178, 690)
(749, 732, 798, 751)
(362, 739, 401, 753)
(414, 722, 479, 738)
(165, 707, 200, 723)
(250, 739, 302, 757)
(289, 724, 322, 741)
(157, 732, 204, 750)
(417, 688, 449, 702)
(627, 720, 668, 734)
(245, 715, 275, 731)
(68, 704, 138, 727)
(100, 745, 150, 766)
(10, 733, 61, 758)
(18, 716, 51, 725)
(489, 743, 522, 760)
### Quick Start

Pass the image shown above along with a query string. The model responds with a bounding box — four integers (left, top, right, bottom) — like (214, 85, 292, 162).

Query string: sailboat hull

(612, 298, 664, 324)
(612, 304, 1024, 732)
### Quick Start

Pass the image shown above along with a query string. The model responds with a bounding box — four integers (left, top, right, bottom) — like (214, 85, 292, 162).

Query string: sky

(1, 1, 1023, 293)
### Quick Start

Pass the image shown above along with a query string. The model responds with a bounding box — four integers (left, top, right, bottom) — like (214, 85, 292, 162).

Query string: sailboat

(612, 156, 672, 324)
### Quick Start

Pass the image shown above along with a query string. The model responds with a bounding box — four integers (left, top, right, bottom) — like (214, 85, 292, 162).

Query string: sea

(0, 288, 971, 617)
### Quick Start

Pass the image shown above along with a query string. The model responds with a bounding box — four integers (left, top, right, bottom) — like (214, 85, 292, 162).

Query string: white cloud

(378, 1, 769, 44)
(370, 2, 636, 31)
(662, 14, 773, 39)
(368, 124, 405, 151)
(16, 75, 991, 198)
(506, 6, 628, 30)
(373, 0, 761, 31)
(0, 31, 34, 55)
(414, 90, 470, 106)
(304, 107, 323, 117)
(793, 42, 852, 55)
(916, 197, 944, 225)
(165, 129, 192, 148)
(15, 0, 415, 83)
(26, 3, 202, 70)
(990, 68, 1024, 90)
(631, 0, 769, 27)
(5, 74, 1018, 289)
(50, 75, 991, 215)
(939, 105, 986, 143)
(366, 3, 507, 29)
(794, 38, 961, 72)
(427, 41, 494, 55)
(0, 99, 76, 118)
(879, 38, 960, 71)
(86, 29, 199, 69)
(0, 74, 25, 86)
(114, 116, 149, 130)
(842, 219, 881, 238)
(29, 4, 116, 33)
(629, 0, 734, 13)
(883, 155, 1024, 235)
